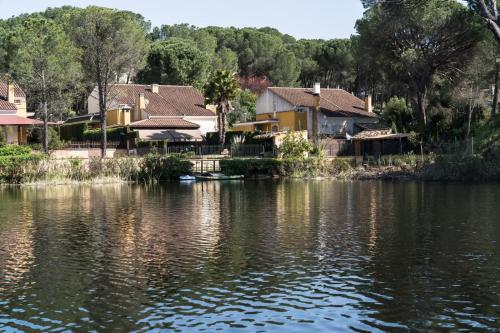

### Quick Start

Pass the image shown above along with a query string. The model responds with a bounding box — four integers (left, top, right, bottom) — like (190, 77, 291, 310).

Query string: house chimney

(151, 84, 159, 94)
(7, 81, 15, 104)
(313, 82, 321, 96)
(134, 93, 146, 121)
(365, 95, 373, 113)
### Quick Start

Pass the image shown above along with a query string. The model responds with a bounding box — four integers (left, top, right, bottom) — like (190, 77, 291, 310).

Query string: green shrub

(279, 131, 313, 159)
(204, 131, 261, 145)
(0, 145, 33, 157)
(220, 157, 355, 178)
(0, 154, 46, 183)
(0, 130, 5, 146)
(138, 154, 193, 182)
(59, 123, 88, 141)
(221, 158, 282, 176)
(82, 127, 125, 142)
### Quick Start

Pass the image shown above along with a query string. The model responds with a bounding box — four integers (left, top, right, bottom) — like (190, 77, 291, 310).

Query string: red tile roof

(0, 79, 26, 99)
(268, 87, 377, 118)
(0, 100, 17, 111)
(129, 118, 200, 129)
(0, 115, 43, 125)
(105, 84, 215, 117)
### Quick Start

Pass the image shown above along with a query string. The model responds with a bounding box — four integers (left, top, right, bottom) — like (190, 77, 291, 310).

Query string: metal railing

(64, 141, 121, 149)
(136, 144, 266, 157)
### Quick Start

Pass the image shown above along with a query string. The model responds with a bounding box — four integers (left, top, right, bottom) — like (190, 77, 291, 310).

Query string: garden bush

(0, 145, 33, 156)
(138, 154, 193, 182)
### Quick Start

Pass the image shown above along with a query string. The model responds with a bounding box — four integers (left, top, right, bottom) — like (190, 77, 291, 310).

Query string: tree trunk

(100, 109, 107, 158)
(41, 70, 49, 154)
(43, 101, 49, 154)
(416, 88, 428, 133)
(492, 59, 499, 118)
(217, 106, 225, 146)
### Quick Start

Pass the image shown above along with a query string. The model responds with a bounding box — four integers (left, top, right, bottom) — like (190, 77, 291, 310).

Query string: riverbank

(220, 154, 500, 181)
(1, 152, 499, 185)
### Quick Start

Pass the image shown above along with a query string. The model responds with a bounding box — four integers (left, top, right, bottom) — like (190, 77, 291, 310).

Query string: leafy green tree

(382, 97, 414, 133)
(159, 24, 217, 54)
(270, 49, 300, 86)
(279, 131, 313, 159)
(355, 0, 483, 134)
(466, 1, 500, 43)
(69, 6, 147, 157)
(212, 47, 239, 73)
(227, 90, 257, 125)
(136, 39, 210, 88)
(204, 70, 241, 145)
(10, 17, 81, 153)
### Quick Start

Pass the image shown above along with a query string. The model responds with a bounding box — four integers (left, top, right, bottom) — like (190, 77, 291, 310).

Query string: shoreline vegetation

(1, 150, 499, 185)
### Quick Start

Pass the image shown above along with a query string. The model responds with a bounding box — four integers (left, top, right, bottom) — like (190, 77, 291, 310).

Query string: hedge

(220, 158, 356, 178)
(59, 123, 88, 141)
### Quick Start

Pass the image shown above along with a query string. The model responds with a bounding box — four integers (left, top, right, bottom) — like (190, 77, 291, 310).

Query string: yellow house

(232, 85, 379, 139)
(0, 78, 41, 144)
(80, 84, 218, 142)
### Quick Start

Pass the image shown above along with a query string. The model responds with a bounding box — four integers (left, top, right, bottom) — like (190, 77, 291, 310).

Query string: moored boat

(180, 175, 196, 181)
(195, 173, 244, 181)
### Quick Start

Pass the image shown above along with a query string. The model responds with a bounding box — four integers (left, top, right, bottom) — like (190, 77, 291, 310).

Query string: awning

(0, 115, 43, 125)
(136, 129, 203, 142)
(352, 133, 409, 141)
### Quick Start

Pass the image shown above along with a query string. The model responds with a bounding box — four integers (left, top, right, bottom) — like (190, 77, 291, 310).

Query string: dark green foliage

(82, 127, 125, 142)
(29, 127, 64, 149)
(220, 158, 356, 178)
(421, 154, 500, 181)
(136, 39, 211, 88)
(59, 123, 88, 141)
(227, 90, 257, 125)
(138, 154, 192, 182)
(0, 155, 45, 183)
(204, 131, 261, 145)
(220, 158, 282, 176)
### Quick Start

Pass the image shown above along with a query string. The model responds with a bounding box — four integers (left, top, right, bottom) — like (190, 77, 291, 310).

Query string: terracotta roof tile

(129, 118, 200, 129)
(0, 100, 17, 111)
(106, 84, 215, 117)
(268, 87, 377, 118)
(0, 79, 26, 100)
(0, 115, 42, 125)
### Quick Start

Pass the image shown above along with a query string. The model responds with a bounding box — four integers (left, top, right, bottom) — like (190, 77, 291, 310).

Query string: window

(14, 100, 21, 104)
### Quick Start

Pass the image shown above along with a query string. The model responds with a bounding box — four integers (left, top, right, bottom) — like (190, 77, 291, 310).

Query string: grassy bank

(0, 151, 192, 184)
(220, 153, 500, 181)
(1, 144, 499, 184)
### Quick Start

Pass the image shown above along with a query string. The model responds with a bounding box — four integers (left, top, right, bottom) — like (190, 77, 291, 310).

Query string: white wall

(256, 90, 295, 114)
(183, 116, 218, 135)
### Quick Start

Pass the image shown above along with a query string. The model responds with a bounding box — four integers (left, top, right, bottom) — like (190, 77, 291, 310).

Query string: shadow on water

(0, 181, 499, 332)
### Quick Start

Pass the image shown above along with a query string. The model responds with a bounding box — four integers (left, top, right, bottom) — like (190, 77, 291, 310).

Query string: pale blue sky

(0, 0, 366, 39)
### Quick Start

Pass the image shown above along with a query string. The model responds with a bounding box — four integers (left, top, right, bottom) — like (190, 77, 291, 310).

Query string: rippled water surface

(1, 181, 499, 332)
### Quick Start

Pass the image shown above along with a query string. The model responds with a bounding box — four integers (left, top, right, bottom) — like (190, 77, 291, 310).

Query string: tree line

(0, 1, 499, 154)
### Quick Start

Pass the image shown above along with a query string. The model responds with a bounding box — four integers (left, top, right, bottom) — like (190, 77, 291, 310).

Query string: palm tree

(204, 70, 240, 146)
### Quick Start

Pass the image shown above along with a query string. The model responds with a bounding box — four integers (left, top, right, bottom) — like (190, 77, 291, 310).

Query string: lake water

(0, 181, 499, 332)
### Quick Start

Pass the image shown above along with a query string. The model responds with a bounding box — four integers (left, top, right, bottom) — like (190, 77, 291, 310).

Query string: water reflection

(0, 181, 499, 332)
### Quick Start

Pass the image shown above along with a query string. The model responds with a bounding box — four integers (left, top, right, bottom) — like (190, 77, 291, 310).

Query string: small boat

(195, 173, 244, 181)
(180, 175, 196, 181)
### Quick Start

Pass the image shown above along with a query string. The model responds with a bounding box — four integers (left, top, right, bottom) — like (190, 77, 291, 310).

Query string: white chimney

(365, 95, 373, 113)
(7, 81, 15, 104)
(151, 84, 159, 94)
(313, 82, 321, 96)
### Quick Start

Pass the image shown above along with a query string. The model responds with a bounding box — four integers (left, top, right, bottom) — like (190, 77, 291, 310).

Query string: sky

(0, 0, 366, 39)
